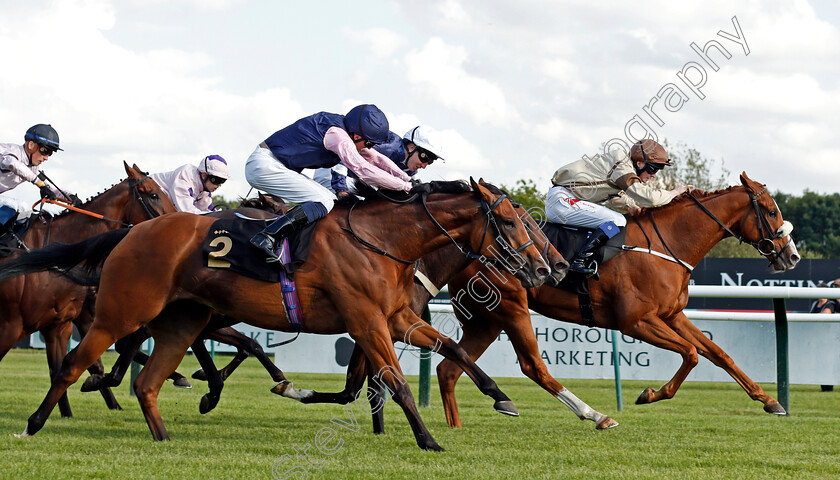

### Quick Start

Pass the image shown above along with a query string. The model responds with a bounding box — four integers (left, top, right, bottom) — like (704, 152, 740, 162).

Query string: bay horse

(0, 162, 176, 417)
(3, 179, 550, 451)
(270, 196, 619, 431)
(78, 193, 290, 396)
(436, 172, 800, 428)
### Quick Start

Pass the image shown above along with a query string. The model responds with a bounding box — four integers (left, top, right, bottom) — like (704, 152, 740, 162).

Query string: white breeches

(244, 146, 336, 212)
(545, 185, 626, 228)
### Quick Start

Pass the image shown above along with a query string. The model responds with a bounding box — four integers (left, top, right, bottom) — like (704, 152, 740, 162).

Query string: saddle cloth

(540, 222, 627, 326)
(202, 217, 317, 282)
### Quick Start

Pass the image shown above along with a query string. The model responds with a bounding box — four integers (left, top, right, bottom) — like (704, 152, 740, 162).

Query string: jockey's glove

(409, 182, 433, 195)
(39, 186, 56, 200)
(68, 194, 83, 207)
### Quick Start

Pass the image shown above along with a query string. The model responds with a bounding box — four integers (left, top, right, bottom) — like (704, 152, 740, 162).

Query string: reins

(341, 188, 533, 271)
(23, 175, 159, 252)
(687, 189, 793, 262)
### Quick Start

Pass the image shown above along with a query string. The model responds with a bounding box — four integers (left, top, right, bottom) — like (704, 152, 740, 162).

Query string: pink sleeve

(323, 127, 412, 193)
(359, 148, 411, 180)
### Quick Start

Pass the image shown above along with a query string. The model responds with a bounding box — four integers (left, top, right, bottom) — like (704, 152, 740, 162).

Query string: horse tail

(0, 228, 132, 286)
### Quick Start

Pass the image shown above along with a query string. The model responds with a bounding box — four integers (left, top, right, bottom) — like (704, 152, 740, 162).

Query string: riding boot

(567, 229, 611, 277)
(249, 205, 310, 262)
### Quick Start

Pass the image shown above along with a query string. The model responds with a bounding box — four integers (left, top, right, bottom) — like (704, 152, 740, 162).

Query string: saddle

(541, 222, 627, 326)
(202, 216, 317, 283)
(0, 212, 36, 258)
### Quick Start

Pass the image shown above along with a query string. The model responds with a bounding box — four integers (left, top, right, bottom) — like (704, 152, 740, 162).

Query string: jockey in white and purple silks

(245, 104, 415, 262)
(150, 155, 230, 214)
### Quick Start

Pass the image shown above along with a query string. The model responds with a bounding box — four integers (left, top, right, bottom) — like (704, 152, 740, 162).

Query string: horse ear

(124, 161, 139, 180)
(469, 177, 479, 190)
(739, 171, 750, 186)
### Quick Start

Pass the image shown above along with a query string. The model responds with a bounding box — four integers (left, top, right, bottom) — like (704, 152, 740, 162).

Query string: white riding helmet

(403, 126, 445, 162)
(197, 155, 230, 180)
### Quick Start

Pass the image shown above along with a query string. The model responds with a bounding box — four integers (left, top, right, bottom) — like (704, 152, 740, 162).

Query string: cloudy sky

(1, 0, 838, 208)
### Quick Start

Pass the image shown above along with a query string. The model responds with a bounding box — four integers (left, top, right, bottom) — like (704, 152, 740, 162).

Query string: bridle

(688, 188, 793, 262)
(126, 174, 159, 225)
(342, 189, 534, 272)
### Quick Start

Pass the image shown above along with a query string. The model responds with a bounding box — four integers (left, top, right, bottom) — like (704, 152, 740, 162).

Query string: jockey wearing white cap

(150, 155, 230, 214)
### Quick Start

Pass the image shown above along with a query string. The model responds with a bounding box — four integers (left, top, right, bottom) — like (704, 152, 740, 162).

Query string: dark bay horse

(437, 173, 800, 428)
(4, 179, 550, 451)
(0, 163, 176, 417)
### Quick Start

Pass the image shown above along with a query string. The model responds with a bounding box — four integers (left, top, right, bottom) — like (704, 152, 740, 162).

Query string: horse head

(738, 172, 800, 271)
(479, 182, 568, 284)
(470, 178, 551, 288)
(123, 162, 178, 223)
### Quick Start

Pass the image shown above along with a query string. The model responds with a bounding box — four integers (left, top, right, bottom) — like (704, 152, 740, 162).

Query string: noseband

(126, 175, 160, 225)
(689, 189, 793, 261)
(422, 191, 534, 273)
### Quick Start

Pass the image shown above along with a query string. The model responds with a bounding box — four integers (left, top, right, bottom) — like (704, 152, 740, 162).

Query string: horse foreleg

(367, 364, 386, 435)
(352, 325, 443, 452)
(203, 326, 287, 383)
(81, 327, 149, 392)
(435, 320, 501, 428)
(281, 343, 367, 404)
(74, 314, 122, 410)
(626, 315, 699, 405)
(137, 305, 212, 441)
(393, 308, 517, 418)
(190, 339, 224, 414)
(669, 311, 785, 415)
(504, 319, 617, 429)
(43, 324, 74, 418)
(18, 325, 122, 438)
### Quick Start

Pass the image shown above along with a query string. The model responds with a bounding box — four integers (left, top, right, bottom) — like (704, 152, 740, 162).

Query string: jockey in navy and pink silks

(328, 125, 444, 198)
(0, 124, 80, 227)
(150, 155, 230, 214)
(245, 104, 416, 261)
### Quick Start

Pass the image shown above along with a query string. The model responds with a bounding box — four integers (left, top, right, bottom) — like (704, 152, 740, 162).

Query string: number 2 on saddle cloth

(202, 217, 317, 331)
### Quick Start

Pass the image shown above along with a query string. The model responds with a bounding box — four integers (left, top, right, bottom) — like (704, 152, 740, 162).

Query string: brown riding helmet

(630, 140, 674, 166)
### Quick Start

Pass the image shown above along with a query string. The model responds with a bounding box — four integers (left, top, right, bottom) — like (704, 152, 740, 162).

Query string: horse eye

(769, 210, 778, 218)
(150, 193, 159, 200)
(504, 220, 516, 228)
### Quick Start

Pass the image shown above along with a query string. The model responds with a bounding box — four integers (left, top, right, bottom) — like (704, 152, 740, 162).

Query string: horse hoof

(494, 400, 519, 416)
(109, 403, 123, 411)
(81, 375, 103, 392)
(596, 417, 619, 430)
(14, 428, 31, 439)
(199, 395, 218, 414)
(270, 380, 290, 396)
(271, 381, 314, 402)
(764, 401, 787, 415)
(172, 377, 192, 389)
(635, 387, 655, 405)
(191, 369, 208, 381)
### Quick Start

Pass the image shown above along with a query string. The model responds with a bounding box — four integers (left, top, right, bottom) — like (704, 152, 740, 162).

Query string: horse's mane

(337, 180, 474, 206)
(51, 181, 124, 220)
(640, 184, 744, 214)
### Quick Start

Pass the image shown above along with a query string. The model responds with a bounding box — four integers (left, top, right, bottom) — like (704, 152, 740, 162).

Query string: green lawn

(0, 349, 838, 479)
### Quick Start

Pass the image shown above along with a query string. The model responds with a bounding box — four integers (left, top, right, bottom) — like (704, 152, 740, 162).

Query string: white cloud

(342, 27, 406, 58)
(404, 37, 521, 127)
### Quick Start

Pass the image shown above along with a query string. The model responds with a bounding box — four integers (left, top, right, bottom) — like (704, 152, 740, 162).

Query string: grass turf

(0, 349, 838, 479)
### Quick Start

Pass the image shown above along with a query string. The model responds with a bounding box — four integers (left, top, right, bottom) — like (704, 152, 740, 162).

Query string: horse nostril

(555, 261, 569, 271)
(537, 266, 550, 278)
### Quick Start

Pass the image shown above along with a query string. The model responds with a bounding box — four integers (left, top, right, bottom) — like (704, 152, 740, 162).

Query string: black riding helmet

(25, 124, 62, 152)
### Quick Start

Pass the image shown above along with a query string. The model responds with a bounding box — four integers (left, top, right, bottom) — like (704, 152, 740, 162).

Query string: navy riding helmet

(343, 104, 389, 145)
(25, 124, 62, 151)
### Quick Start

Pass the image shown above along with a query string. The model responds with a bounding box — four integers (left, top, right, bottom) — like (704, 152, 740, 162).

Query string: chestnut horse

(4, 179, 549, 451)
(0, 163, 176, 417)
(271, 196, 619, 431)
(436, 173, 800, 428)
